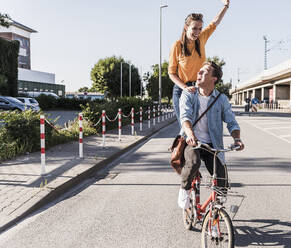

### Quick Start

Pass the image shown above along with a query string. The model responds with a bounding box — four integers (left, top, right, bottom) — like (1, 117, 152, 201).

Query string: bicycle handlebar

(193, 141, 240, 153)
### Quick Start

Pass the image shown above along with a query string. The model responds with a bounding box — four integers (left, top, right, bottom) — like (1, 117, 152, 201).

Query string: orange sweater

(168, 22, 216, 83)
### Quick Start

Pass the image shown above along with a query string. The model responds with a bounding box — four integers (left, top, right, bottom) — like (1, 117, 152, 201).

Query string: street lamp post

(159, 4, 168, 105)
(140, 66, 143, 98)
(129, 64, 132, 97)
(120, 62, 123, 98)
(263, 35, 269, 70)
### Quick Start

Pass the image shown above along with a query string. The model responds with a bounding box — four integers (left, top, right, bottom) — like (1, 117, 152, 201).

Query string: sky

(1, 0, 291, 92)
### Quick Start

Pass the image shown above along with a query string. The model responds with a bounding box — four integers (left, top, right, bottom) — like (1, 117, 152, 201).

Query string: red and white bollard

(131, 108, 134, 135)
(118, 108, 122, 141)
(139, 107, 143, 131)
(148, 106, 151, 129)
(79, 113, 83, 158)
(153, 106, 156, 126)
(158, 105, 160, 123)
(40, 115, 46, 175)
(102, 110, 106, 147)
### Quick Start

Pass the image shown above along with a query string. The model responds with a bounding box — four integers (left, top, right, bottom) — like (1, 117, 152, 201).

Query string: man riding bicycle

(178, 61, 244, 210)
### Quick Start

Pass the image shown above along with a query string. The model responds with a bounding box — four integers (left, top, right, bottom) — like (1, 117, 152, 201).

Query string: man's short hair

(203, 61, 223, 85)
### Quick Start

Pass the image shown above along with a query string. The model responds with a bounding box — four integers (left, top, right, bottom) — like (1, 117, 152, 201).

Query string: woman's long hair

(180, 13, 203, 57)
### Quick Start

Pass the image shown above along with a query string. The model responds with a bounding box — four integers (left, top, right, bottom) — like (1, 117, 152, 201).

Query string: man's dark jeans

(181, 144, 229, 190)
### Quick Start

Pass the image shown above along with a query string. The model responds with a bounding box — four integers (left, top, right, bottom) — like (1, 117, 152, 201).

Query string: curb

(0, 118, 177, 233)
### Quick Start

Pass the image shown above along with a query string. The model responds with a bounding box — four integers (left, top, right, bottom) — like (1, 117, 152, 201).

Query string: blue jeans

(172, 82, 195, 128)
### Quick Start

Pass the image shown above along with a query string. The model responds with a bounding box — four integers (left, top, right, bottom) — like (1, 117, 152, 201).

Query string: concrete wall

(0, 25, 31, 39)
(276, 85, 290, 100)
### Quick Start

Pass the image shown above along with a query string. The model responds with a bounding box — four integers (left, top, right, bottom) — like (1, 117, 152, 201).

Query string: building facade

(0, 20, 65, 96)
(231, 59, 291, 109)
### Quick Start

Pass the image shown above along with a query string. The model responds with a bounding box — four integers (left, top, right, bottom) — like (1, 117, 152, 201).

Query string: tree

(145, 61, 173, 103)
(0, 13, 10, 28)
(207, 56, 232, 99)
(216, 82, 232, 99)
(90, 56, 141, 99)
(78, 86, 90, 92)
(0, 74, 8, 95)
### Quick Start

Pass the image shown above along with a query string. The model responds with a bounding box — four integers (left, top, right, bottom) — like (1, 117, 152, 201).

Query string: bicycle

(182, 142, 240, 248)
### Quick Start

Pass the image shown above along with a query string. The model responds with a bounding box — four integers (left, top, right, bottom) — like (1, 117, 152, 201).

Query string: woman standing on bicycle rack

(178, 61, 244, 210)
(168, 0, 231, 128)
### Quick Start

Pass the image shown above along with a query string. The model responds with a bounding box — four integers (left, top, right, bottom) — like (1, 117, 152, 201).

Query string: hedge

(0, 98, 170, 162)
(32, 95, 105, 110)
(81, 97, 156, 133)
(0, 38, 19, 96)
(0, 110, 96, 162)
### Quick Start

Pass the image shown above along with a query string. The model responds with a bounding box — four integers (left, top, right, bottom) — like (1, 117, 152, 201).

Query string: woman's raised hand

(221, 0, 230, 6)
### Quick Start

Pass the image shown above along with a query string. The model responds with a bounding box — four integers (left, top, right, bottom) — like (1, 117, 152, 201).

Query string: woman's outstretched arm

(212, 0, 230, 26)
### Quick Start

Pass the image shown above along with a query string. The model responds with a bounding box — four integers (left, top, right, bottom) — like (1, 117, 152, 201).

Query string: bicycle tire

(201, 208, 234, 248)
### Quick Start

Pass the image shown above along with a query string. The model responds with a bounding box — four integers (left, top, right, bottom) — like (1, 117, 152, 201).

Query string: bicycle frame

(191, 170, 218, 222)
(190, 143, 239, 240)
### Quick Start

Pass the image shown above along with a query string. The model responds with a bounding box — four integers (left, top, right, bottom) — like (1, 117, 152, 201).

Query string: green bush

(0, 110, 97, 162)
(0, 110, 53, 153)
(36, 95, 58, 110)
(35, 95, 105, 110)
(81, 97, 157, 133)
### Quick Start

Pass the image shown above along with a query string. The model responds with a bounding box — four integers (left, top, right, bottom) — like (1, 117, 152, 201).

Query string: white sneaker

(178, 188, 190, 209)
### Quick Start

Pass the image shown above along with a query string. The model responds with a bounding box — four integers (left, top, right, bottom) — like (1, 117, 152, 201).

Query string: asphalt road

(44, 110, 79, 127)
(0, 115, 291, 248)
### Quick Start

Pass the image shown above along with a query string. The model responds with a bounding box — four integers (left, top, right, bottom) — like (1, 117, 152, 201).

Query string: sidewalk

(232, 105, 291, 116)
(0, 115, 177, 233)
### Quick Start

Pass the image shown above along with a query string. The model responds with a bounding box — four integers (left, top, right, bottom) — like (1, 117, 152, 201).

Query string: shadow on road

(227, 157, 291, 173)
(234, 219, 291, 247)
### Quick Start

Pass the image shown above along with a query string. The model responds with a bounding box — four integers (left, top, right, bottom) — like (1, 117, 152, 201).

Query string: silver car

(0, 96, 37, 111)
(16, 97, 40, 111)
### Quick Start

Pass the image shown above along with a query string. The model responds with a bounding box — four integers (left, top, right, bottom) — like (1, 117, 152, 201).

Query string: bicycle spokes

(202, 209, 234, 248)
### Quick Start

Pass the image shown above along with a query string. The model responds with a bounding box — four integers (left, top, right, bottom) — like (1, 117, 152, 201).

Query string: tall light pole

(120, 62, 123, 98)
(129, 63, 132, 97)
(263, 35, 269, 70)
(237, 67, 240, 85)
(159, 4, 168, 105)
(140, 66, 143, 98)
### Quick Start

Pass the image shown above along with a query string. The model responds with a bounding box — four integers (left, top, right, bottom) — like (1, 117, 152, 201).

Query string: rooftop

(5, 20, 37, 33)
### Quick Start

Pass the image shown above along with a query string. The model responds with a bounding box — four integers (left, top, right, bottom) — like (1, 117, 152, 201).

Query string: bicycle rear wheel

(201, 208, 234, 248)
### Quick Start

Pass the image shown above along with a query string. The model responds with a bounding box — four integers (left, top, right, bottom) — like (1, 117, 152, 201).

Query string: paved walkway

(0, 115, 176, 233)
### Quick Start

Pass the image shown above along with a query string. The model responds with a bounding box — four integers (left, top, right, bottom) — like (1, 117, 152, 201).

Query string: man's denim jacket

(179, 88, 240, 164)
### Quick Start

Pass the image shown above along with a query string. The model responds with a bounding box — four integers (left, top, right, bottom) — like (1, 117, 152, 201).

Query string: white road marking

(264, 127, 291, 130)
(243, 120, 291, 145)
(258, 122, 291, 125)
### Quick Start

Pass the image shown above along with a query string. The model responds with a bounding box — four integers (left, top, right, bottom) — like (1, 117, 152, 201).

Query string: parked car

(0, 96, 37, 111)
(25, 91, 60, 99)
(16, 97, 40, 111)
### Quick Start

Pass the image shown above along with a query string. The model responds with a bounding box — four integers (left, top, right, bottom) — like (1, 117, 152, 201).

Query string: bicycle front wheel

(201, 208, 234, 248)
